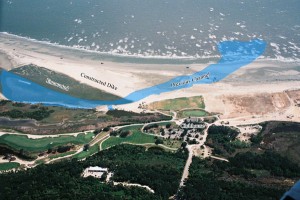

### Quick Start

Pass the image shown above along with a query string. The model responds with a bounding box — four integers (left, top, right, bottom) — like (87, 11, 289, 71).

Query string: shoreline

(0, 32, 221, 64)
(0, 32, 299, 125)
(1, 32, 300, 64)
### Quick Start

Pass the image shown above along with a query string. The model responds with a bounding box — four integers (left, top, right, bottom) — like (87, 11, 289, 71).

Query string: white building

(87, 166, 108, 173)
(82, 166, 108, 179)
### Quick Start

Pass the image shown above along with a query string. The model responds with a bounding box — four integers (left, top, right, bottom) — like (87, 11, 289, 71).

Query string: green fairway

(101, 126, 156, 149)
(177, 109, 208, 118)
(0, 133, 94, 152)
(73, 144, 100, 160)
(148, 96, 205, 111)
(0, 162, 20, 171)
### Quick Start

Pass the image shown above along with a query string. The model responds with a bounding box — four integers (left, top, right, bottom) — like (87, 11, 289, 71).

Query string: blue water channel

(0, 39, 266, 109)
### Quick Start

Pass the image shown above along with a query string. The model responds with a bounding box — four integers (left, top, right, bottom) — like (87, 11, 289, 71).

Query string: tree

(119, 130, 130, 138)
(103, 127, 110, 132)
(160, 128, 165, 136)
(47, 148, 53, 154)
(155, 138, 164, 145)
(93, 129, 101, 135)
(181, 142, 187, 149)
(83, 144, 90, 151)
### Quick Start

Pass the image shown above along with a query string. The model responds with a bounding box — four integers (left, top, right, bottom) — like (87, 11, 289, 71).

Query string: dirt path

(179, 124, 210, 186)
(99, 135, 111, 151)
(179, 145, 194, 187)
(113, 182, 155, 193)
(210, 156, 229, 162)
(0, 156, 35, 167)
(122, 142, 178, 151)
(89, 132, 110, 146)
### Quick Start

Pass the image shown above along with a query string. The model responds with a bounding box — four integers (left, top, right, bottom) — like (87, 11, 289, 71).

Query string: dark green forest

(0, 145, 187, 200)
(205, 125, 240, 156)
(178, 151, 300, 200)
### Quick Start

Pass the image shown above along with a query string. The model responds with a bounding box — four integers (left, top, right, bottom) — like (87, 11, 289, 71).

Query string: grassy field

(0, 162, 20, 171)
(73, 144, 100, 160)
(148, 96, 205, 111)
(0, 132, 94, 152)
(177, 109, 208, 118)
(10, 64, 121, 101)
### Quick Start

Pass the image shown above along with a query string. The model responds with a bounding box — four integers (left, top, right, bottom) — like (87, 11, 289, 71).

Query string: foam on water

(1, 0, 299, 61)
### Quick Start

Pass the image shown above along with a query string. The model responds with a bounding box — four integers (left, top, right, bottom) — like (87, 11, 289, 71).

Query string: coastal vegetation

(106, 109, 172, 123)
(202, 121, 300, 164)
(0, 100, 171, 134)
(10, 64, 121, 101)
(252, 121, 300, 164)
(0, 107, 54, 121)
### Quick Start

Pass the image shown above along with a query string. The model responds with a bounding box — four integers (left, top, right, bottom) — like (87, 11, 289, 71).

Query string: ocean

(0, 0, 299, 62)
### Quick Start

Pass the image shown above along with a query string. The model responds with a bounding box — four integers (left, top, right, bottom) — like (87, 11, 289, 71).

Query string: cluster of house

(180, 118, 206, 129)
(145, 117, 207, 144)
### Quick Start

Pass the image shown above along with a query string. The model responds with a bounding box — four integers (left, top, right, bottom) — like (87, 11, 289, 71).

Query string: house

(82, 166, 109, 179)
(181, 123, 206, 129)
(87, 166, 108, 173)
(185, 117, 201, 123)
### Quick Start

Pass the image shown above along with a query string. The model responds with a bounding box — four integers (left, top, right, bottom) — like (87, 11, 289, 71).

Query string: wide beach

(0, 32, 299, 125)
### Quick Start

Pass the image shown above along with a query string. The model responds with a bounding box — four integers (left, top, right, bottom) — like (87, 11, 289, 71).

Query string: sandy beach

(0, 32, 299, 125)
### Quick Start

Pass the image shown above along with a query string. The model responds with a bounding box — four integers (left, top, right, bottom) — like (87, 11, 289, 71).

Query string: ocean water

(0, 0, 299, 61)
